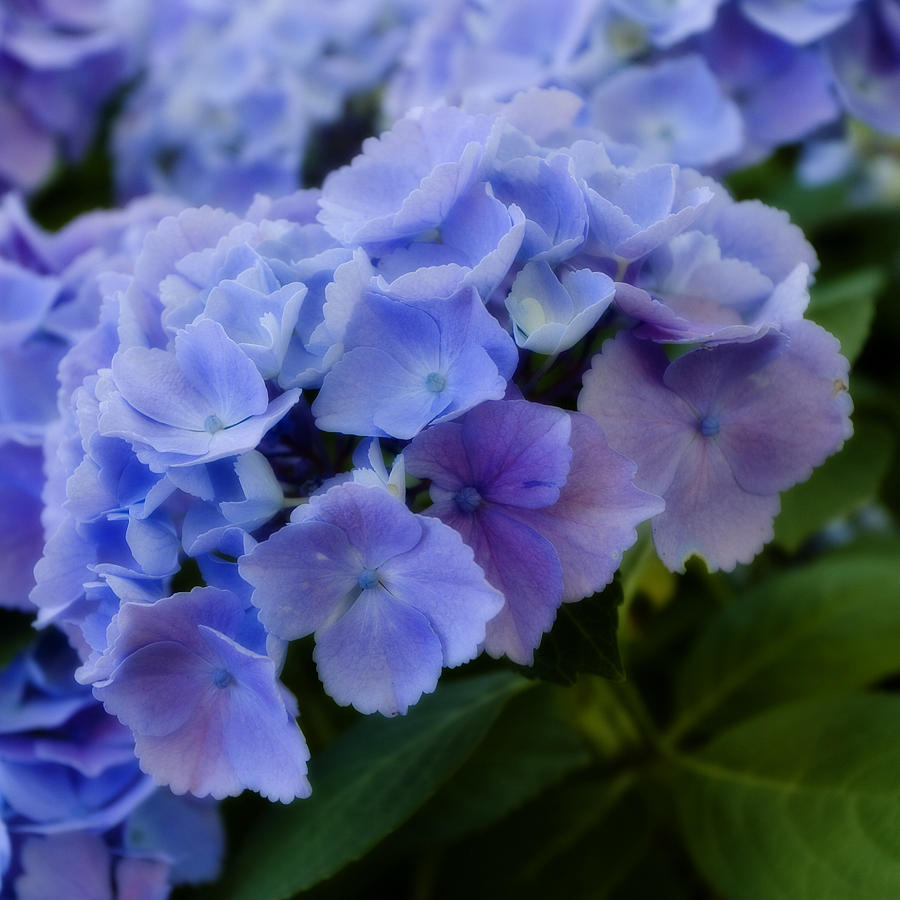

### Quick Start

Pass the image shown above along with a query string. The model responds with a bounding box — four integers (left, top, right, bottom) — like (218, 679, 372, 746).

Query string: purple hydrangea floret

(318, 105, 497, 245)
(588, 55, 744, 169)
(97, 318, 300, 471)
(405, 399, 663, 663)
(0, 632, 224, 896)
(740, 0, 860, 45)
(579, 323, 853, 571)
(826, 0, 900, 136)
(0, 1, 136, 194)
(240, 482, 503, 716)
(114, 0, 418, 209)
(83, 587, 311, 802)
(312, 283, 517, 439)
(15, 831, 170, 900)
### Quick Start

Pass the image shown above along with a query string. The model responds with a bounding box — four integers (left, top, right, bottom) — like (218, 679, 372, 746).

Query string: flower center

(455, 485, 483, 514)
(212, 668, 233, 689)
(425, 372, 446, 393)
(358, 568, 379, 590)
(699, 416, 720, 437)
(204, 414, 225, 433)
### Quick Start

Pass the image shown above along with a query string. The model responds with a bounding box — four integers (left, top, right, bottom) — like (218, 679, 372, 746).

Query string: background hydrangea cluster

(1, 3, 899, 900)
(4, 1, 900, 205)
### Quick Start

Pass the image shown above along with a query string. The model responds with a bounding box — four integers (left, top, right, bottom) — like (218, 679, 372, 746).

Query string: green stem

(569, 676, 663, 764)
(524, 351, 560, 394)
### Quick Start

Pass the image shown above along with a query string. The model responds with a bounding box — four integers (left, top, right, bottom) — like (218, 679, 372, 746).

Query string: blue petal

(314, 585, 444, 716)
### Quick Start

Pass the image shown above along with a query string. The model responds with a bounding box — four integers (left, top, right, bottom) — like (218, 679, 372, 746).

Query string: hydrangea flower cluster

(0, 631, 223, 900)
(3, 1, 896, 206)
(113, 0, 425, 209)
(386, 0, 900, 171)
(0, 0, 140, 193)
(15, 89, 851, 818)
(0, 191, 180, 611)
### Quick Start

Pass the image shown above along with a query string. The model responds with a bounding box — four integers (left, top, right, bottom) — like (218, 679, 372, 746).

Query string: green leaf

(726, 157, 854, 235)
(510, 780, 650, 900)
(526, 579, 625, 686)
(619, 524, 676, 609)
(670, 694, 900, 900)
(774, 415, 896, 551)
(624, 560, 729, 673)
(222, 671, 528, 900)
(669, 550, 900, 742)
(393, 685, 591, 848)
(807, 268, 884, 364)
(433, 772, 648, 900)
(0, 610, 35, 668)
(606, 837, 705, 900)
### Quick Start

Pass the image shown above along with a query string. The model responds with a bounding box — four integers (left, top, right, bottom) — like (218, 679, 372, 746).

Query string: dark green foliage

(774, 414, 895, 551)
(671, 548, 900, 741)
(390, 685, 592, 848)
(807, 268, 884, 364)
(220, 672, 528, 900)
(0, 609, 36, 668)
(524, 578, 625, 686)
(670, 696, 900, 900)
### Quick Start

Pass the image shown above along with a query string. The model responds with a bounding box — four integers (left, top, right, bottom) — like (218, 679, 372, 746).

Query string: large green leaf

(222, 671, 528, 900)
(807, 268, 884, 364)
(671, 694, 900, 900)
(669, 551, 900, 742)
(392, 685, 591, 848)
(526, 579, 625, 686)
(774, 415, 896, 551)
